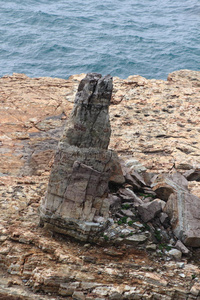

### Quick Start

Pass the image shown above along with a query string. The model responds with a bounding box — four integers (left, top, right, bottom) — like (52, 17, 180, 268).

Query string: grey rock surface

(175, 240, 190, 255)
(39, 73, 124, 241)
(153, 172, 200, 247)
(168, 249, 182, 260)
(165, 190, 200, 247)
(160, 212, 170, 228)
(137, 199, 163, 222)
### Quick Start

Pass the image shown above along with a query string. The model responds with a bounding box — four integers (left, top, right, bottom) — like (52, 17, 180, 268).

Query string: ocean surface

(0, 0, 200, 80)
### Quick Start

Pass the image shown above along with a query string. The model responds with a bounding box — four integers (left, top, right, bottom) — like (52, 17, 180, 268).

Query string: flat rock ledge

(0, 70, 200, 300)
(39, 73, 124, 242)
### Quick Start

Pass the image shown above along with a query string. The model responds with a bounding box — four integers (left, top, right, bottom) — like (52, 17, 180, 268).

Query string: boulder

(164, 191, 200, 247)
(124, 234, 147, 245)
(175, 240, 190, 255)
(39, 73, 124, 242)
(137, 199, 163, 222)
(168, 249, 182, 260)
(152, 172, 189, 201)
(153, 172, 200, 247)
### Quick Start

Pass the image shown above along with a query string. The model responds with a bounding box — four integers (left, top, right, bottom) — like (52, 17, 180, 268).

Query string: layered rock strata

(39, 73, 124, 241)
(152, 172, 200, 247)
(0, 70, 200, 299)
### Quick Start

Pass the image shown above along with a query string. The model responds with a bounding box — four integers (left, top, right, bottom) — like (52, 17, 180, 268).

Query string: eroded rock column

(39, 73, 124, 241)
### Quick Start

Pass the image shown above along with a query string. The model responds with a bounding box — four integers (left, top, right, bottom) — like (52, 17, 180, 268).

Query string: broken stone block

(39, 73, 124, 242)
(137, 199, 163, 222)
(124, 234, 147, 245)
(102, 194, 121, 217)
(58, 282, 80, 296)
(123, 169, 146, 191)
(160, 212, 170, 228)
(118, 188, 143, 206)
(165, 191, 200, 247)
(168, 249, 182, 260)
(175, 240, 190, 255)
(190, 282, 200, 297)
(146, 243, 157, 251)
(151, 171, 200, 247)
(120, 209, 135, 217)
(109, 292, 122, 300)
(152, 172, 189, 201)
(129, 170, 146, 187)
(142, 187, 157, 197)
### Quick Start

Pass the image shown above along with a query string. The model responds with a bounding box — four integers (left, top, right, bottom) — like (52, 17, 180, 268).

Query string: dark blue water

(0, 0, 199, 79)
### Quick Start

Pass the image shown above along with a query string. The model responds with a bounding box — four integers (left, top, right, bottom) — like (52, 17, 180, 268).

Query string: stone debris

(168, 249, 182, 260)
(0, 70, 200, 299)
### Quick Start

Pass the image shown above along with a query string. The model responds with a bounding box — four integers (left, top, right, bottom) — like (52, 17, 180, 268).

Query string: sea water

(0, 0, 199, 80)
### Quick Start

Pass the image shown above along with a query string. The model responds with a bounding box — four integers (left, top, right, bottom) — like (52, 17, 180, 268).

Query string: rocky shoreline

(0, 70, 200, 299)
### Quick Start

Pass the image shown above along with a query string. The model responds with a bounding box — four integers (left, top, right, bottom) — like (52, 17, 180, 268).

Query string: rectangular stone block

(165, 191, 200, 247)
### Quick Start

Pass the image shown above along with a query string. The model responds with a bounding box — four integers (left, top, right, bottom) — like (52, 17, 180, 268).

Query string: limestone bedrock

(39, 73, 124, 241)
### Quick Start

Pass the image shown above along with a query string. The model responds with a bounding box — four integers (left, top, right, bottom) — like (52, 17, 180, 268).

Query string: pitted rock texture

(39, 73, 124, 241)
(0, 70, 200, 299)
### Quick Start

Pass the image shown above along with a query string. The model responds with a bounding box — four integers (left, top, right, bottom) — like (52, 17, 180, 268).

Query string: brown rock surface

(1, 70, 200, 179)
(0, 70, 200, 299)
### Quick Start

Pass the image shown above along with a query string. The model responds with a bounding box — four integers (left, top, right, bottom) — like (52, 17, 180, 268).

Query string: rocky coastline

(0, 70, 200, 299)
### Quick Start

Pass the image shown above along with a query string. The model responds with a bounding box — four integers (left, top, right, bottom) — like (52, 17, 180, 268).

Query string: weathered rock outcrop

(0, 70, 200, 300)
(39, 73, 124, 241)
(152, 172, 200, 247)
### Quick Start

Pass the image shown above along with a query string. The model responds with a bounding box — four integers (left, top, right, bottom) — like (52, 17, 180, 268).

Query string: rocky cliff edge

(0, 70, 200, 299)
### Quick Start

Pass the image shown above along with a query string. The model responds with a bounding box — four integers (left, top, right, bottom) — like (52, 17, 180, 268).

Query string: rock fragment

(160, 212, 170, 228)
(190, 282, 200, 297)
(168, 249, 182, 260)
(175, 240, 190, 255)
(137, 199, 163, 222)
(118, 188, 143, 206)
(152, 172, 189, 201)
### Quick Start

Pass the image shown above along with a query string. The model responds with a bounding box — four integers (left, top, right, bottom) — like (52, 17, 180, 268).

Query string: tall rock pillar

(39, 73, 124, 241)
